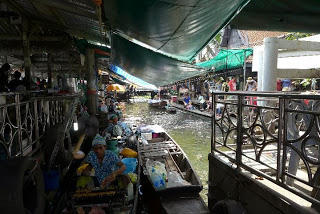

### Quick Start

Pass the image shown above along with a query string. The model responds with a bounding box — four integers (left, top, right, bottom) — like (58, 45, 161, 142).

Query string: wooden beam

(51, 8, 66, 27)
(1, 0, 29, 21)
(66, 29, 107, 44)
(0, 35, 65, 41)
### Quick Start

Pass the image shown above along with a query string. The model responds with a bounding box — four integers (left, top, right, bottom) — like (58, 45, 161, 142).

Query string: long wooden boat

(165, 105, 177, 113)
(138, 125, 202, 195)
(148, 99, 167, 108)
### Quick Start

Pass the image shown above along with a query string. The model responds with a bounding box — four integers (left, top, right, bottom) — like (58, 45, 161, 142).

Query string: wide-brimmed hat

(247, 77, 254, 82)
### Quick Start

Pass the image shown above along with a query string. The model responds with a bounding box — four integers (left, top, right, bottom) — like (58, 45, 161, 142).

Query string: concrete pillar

(253, 46, 264, 91)
(262, 37, 279, 91)
(86, 49, 97, 115)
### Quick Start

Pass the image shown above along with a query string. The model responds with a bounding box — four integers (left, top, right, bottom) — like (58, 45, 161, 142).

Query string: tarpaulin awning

(230, 0, 320, 33)
(74, 38, 111, 58)
(109, 64, 157, 90)
(110, 33, 206, 87)
(103, 0, 250, 61)
(110, 76, 126, 85)
(196, 49, 253, 71)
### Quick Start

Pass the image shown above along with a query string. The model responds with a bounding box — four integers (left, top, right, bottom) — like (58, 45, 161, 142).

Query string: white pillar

(253, 46, 264, 91)
(262, 37, 279, 91)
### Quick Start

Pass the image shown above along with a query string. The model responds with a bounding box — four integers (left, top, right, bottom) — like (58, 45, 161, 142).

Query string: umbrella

(106, 84, 126, 92)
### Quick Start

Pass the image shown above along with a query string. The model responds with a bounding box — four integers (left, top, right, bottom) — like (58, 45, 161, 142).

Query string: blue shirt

(183, 96, 191, 104)
(282, 79, 291, 87)
(86, 150, 120, 184)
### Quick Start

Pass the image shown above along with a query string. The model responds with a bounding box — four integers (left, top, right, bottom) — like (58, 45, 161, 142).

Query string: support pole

(23, 23, 31, 90)
(262, 37, 279, 91)
(47, 53, 52, 89)
(243, 50, 247, 91)
(86, 49, 97, 115)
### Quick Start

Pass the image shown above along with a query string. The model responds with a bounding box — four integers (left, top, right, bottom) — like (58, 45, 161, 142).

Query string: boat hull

(148, 100, 167, 108)
(138, 127, 202, 195)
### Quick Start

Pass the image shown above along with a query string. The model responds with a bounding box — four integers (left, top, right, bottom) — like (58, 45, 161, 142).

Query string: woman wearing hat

(245, 77, 257, 91)
(82, 134, 126, 186)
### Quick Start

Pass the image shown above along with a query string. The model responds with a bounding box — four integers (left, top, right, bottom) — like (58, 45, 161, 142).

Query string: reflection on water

(123, 99, 211, 202)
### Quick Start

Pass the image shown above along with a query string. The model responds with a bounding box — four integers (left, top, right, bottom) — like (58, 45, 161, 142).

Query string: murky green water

(123, 99, 211, 202)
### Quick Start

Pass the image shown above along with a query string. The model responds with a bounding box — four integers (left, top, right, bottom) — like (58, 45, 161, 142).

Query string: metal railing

(211, 91, 320, 207)
(0, 91, 80, 159)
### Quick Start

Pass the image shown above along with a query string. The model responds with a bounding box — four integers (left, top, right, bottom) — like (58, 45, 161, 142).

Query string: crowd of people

(0, 63, 48, 93)
(177, 76, 258, 112)
(166, 75, 319, 116)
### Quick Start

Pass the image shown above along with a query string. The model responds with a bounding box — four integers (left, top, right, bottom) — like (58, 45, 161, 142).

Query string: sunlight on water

(123, 100, 211, 203)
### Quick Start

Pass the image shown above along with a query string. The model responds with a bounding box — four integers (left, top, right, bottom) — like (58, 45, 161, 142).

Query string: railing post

(34, 99, 39, 147)
(15, 94, 22, 156)
(211, 93, 216, 153)
(277, 97, 284, 182)
(236, 95, 244, 169)
(281, 98, 289, 183)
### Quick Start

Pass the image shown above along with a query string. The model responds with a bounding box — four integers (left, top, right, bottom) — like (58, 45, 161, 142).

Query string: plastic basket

(122, 158, 137, 174)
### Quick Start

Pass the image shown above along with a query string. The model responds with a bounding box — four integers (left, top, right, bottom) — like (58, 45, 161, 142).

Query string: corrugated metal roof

(3, 0, 107, 43)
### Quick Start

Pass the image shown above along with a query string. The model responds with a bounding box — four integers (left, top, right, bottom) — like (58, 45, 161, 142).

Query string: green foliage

(286, 32, 315, 40)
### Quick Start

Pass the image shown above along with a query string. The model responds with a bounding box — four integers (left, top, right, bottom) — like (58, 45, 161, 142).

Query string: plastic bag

(128, 173, 137, 184)
(121, 148, 138, 158)
(167, 171, 190, 187)
(154, 161, 167, 181)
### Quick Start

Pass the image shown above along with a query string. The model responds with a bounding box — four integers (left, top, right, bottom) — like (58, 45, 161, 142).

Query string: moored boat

(138, 125, 202, 195)
(165, 105, 177, 113)
(148, 99, 167, 108)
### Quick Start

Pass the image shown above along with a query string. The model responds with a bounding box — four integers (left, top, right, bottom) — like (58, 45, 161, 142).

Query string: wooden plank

(161, 195, 209, 214)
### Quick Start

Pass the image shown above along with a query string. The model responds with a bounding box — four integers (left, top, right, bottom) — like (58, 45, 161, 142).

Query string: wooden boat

(165, 105, 177, 113)
(138, 125, 202, 195)
(148, 99, 167, 108)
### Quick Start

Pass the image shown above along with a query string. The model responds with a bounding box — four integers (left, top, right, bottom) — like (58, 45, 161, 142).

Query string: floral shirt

(86, 150, 120, 184)
(103, 122, 133, 139)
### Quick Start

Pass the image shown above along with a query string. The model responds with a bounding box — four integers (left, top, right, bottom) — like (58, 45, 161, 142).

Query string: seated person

(197, 93, 206, 110)
(103, 114, 122, 137)
(8, 71, 24, 92)
(82, 134, 126, 186)
(186, 101, 195, 110)
(116, 112, 133, 139)
(108, 100, 116, 113)
(183, 93, 191, 107)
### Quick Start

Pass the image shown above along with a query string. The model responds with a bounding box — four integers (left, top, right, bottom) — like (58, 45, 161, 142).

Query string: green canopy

(74, 38, 110, 58)
(231, 0, 320, 33)
(196, 49, 253, 71)
(103, 0, 250, 61)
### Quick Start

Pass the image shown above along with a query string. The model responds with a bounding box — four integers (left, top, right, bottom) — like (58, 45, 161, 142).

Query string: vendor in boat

(82, 134, 126, 186)
(103, 114, 133, 139)
(183, 93, 191, 107)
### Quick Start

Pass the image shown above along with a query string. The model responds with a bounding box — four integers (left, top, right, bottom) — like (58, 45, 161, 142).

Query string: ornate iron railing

(0, 92, 80, 160)
(211, 91, 320, 207)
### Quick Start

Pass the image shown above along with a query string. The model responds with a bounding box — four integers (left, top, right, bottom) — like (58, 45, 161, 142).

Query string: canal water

(123, 98, 211, 202)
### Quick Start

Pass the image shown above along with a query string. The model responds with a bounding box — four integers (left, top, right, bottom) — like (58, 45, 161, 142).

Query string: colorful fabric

(228, 79, 237, 91)
(92, 134, 106, 146)
(86, 150, 120, 184)
(118, 121, 133, 138)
